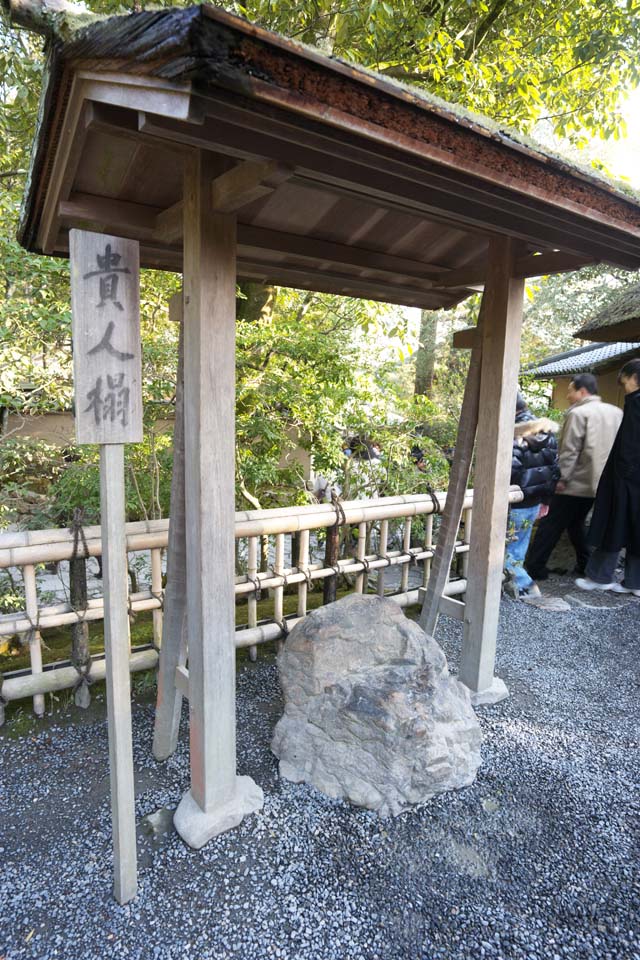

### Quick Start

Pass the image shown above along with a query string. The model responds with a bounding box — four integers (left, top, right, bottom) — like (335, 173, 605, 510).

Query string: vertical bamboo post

(459, 237, 525, 704)
(400, 518, 412, 593)
(23, 564, 44, 718)
(247, 536, 258, 662)
(422, 515, 434, 587)
(323, 522, 340, 605)
(100, 443, 137, 904)
(461, 507, 472, 582)
(150, 547, 163, 651)
(354, 522, 367, 594)
(297, 528, 310, 618)
(70, 555, 91, 709)
(174, 150, 262, 848)
(377, 519, 389, 597)
(273, 533, 285, 650)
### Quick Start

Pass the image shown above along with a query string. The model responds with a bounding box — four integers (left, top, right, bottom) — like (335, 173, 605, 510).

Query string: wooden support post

(173, 151, 262, 848)
(419, 307, 484, 636)
(458, 237, 525, 705)
(100, 444, 137, 904)
(153, 307, 188, 761)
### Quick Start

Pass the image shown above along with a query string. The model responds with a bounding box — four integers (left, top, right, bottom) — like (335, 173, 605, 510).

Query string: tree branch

(1, 0, 89, 38)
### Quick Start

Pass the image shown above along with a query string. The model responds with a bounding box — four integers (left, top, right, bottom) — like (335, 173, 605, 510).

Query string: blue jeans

(505, 505, 539, 591)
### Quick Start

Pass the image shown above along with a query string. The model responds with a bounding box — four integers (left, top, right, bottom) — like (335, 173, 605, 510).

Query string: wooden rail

(0, 489, 523, 720)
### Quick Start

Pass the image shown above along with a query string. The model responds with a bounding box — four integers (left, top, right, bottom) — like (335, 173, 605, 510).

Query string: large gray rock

(272, 594, 482, 816)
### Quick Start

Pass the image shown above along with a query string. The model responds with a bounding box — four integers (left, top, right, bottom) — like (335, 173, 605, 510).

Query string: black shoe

(525, 567, 549, 581)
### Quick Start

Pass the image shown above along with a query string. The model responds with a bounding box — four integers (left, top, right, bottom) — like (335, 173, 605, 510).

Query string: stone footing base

(463, 676, 509, 707)
(174, 775, 264, 849)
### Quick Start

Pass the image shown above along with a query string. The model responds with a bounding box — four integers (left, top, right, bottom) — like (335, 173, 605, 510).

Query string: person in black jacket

(504, 394, 560, 599)
(576, 359, 640, 596)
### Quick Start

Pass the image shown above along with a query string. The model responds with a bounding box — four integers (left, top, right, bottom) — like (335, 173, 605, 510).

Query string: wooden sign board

(70, 230, 142, 445)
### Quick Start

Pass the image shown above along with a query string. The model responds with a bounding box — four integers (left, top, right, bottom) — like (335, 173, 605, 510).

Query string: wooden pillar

(419, 306, 484, 636)
(152, 301, 187, 762)
(458, 237, 525, 704)
(173, 151, 262, 847)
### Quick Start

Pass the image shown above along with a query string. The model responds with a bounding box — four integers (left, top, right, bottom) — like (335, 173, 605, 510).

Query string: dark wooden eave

(20, 4, 640, 310)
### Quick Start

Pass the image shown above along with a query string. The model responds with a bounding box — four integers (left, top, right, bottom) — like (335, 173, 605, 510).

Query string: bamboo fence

(0, 489, 523, 721)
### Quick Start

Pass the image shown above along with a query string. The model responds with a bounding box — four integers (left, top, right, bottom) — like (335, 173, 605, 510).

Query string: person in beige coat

(525, 373, 622, 579)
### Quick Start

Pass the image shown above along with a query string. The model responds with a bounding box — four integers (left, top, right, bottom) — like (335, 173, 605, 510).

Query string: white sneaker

(575, 577, 618, 592)
(608, 582, 632, 594)
(632, 589, 640, 598)
(520, 584, 541, 599)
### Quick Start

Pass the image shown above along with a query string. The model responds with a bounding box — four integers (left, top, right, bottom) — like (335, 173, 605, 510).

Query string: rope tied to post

(277, 617, 290, 638)
(69, 507, 90, 624)
(426, 483, 441, 514)
(150, 590, 165, 611)
(72, 660, 95, 695)
(246, 574, 262, 602)
(21, 609, 40, 649)
(331, 492, 347, 528)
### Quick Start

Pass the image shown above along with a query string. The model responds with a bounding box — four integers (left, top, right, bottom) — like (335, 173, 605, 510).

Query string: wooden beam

(154, 201, 183, 244)
(59, 192, 159, 239)
(419, 304, 484, 637)
(458, 236, 525, 703)
(140, 106, 639, 265)
(211, 160, 292, 212)
(39, 99, 94, 254)
(452, 327, 478, 350)
(431, 250, 597, 289)
(438, 595, 466, 622)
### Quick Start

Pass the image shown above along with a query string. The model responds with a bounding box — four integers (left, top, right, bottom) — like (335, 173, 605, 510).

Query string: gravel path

(1, 581, 638, 960)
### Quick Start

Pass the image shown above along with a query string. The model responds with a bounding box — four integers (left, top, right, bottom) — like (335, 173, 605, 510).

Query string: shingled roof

(527, 341, 640, 378)
(573, 282, 640, 342)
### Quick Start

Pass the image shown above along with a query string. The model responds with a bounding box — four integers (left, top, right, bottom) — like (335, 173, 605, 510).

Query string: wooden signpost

(70, 229, 142, 904)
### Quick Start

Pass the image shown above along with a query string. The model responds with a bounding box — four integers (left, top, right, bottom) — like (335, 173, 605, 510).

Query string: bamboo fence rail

(0, 488, 523, 721)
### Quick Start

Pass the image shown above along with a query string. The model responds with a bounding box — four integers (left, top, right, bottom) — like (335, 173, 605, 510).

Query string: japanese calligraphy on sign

(70, 230, 142, 444)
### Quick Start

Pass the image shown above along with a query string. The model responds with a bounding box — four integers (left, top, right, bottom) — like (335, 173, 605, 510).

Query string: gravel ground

(1, 580, 638, 960)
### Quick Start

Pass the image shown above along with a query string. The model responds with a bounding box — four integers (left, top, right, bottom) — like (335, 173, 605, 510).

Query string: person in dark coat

(576, 359, 640, 596)
(505, 393, 560, 599)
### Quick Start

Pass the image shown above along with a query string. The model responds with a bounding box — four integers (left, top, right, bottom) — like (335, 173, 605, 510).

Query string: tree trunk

(414, 309, 439, 397)
(236, 282, 276, 324)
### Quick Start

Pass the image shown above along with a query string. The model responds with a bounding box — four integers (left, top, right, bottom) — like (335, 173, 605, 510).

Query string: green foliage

(233, 0, 640, 143)
(2, 0, 640, 525)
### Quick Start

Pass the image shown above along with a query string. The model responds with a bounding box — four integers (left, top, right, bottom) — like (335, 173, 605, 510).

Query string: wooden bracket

(211, 159, 292, 213)
(452, 327, 478, 350)
(438, 595, 466, 622)
(153, 161, 293, 243)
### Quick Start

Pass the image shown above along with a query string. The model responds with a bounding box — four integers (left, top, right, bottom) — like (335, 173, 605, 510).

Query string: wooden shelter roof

(20, 3, 640, 309)
(573, 282, 640, 342)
